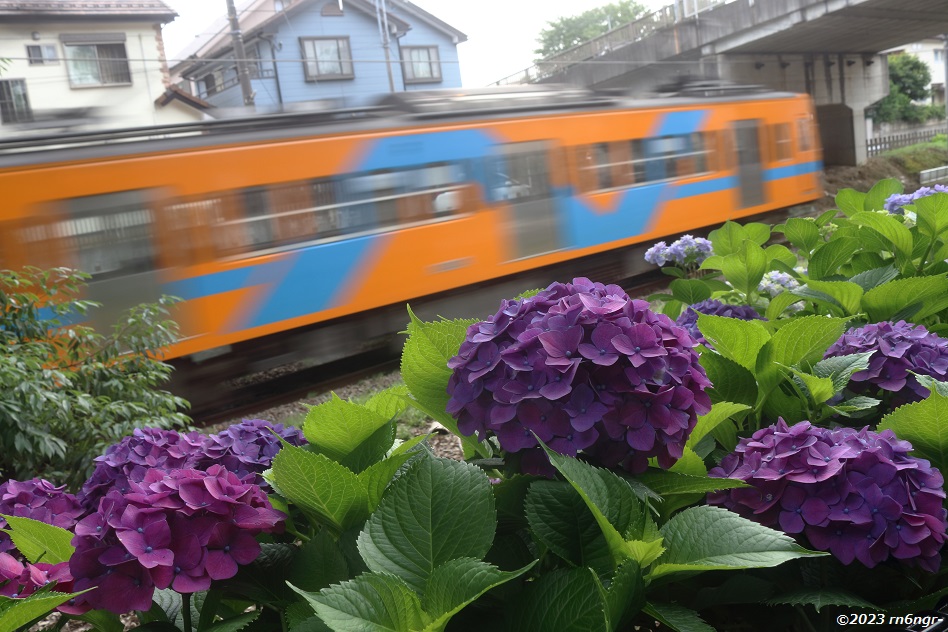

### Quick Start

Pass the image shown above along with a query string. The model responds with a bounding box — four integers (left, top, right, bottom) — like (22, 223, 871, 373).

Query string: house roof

(0, 0, 177, 22)
(155, 84, 213, 110)
(171, 0, 465, 75)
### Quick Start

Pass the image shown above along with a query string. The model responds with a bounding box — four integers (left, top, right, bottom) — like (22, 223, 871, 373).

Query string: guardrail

(920, 165, 948, 185)
(867, 126, 947, 157)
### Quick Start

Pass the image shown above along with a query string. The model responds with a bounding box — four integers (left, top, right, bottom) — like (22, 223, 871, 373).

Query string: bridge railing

(867, 126, 948, 157)
(491, 0, 730, 87)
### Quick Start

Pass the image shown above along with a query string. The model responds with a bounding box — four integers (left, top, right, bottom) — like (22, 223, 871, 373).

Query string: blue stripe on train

(560, 182, 672, 250)
(349, 129, 500, 172)
(762, 161, 823, 181)
(651, 110, 710, 137)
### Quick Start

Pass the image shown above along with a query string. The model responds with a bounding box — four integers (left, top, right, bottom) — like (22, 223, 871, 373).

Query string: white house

(884, 37, 947, 107)
(0, 0, 209, 133)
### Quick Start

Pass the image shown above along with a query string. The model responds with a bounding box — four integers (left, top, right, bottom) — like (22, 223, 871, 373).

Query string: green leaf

(765, 292, 803, 320)
(835, 188, 867, 217)
(0, 590, 88, 632)
(914, 373, 948, 397)
(785, 368, 836, 405)
(295, 572, 425, 632)
(599, 560, 645, 630)
(289, 530, 351, 593)
(687, 402, 751, 448)
(357, 450, 418, 513)
(803, 280, 863, 315)
(1, 515, 74, 564)
(827, 395, 881, 416)
(644, 601, 715, 632)
(719, 241, 767, 297)
(633, 470, 747, 497)
(648, 506, 826, 580)
(849, 264, 899, 292)
(203, 611, 261, 632)
(850, 211, 913, 258)
(767, 589, 882, 613)
(400, 308, 483, 458)
(782, 218, 821, 254)
(695, 314, 770, 371)
(708, 221, 749, 257)
(863, 276, 948, 322)
(808, 237, 860, 280)
(765, 243, 799, 268)
(268, 444, 369, 533)
(877, 391, 948, 475)
(508, 568, 608, 632)
(524, 481, 613, 574)
(744, 222, 772, 245)
(698, 352, 758, 407)
(767, 316, 848, 368)
(304, 394, 395, 473)
(812, 352, 875, 393)
(864, 178, 903, 212)
(364, 385, 410, 421)
(914, 192, 948, 239)
(421, 558, 535, 632)
(670, 279, 711, 305)
(357, 456, 496, 594)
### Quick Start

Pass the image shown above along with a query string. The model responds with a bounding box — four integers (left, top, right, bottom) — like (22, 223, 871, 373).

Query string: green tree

(0, 267, 191, 487)
(533, 0, 648, 60)
(868, 53, 935, 123)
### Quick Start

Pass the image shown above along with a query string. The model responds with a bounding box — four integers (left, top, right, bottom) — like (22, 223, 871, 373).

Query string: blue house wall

(198, 0, 462, 110)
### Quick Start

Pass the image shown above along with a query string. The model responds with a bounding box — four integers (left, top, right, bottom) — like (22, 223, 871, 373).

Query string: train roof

(0, 83, 807, 169)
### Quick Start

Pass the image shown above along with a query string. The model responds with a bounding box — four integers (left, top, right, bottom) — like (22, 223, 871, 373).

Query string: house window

(26, 44, 58, 65)
(0, 79, 32, 124)
(300, 37, 353, 80)
(403, 46, 441, 83)
(63, 38, 132, 87)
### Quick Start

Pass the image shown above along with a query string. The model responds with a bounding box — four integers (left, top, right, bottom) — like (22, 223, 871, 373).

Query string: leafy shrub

(0, 267, 190, 486)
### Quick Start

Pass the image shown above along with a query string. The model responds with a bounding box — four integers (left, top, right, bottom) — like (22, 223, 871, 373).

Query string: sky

(161, 0, 669, 88)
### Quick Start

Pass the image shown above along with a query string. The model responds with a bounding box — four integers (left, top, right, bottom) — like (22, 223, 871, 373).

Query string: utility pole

(375, 0, 395, 92)
(226, 0, 255, 108)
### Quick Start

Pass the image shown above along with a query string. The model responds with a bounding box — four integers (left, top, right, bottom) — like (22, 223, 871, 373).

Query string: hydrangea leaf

(227, 543, 296, 605)
(698, 254, 725, 271)
(695, 314, 770, 372)
(812, 352, 874, 390)
(877, 391, 948, 475)
(1, 514, 74, 564)
(743, 222, 772, 245)
(808, 237, 860, 280)
(914, 192, 948, 239)
(524, 480, 613, 575)
(687, 402, 751, 448)
(761, 382, 810, 424)
(633, 470, 747, 497)
(767, 315, 848, 368)
(785, 368, 836, 406)
(864, 178, 904, 212)
(598, 560, 645, 630)
(863, 276, 948, 322)
(803, 280, 864, 315)
(289, 530, 350, 594)
(826, 395, 881, 416)
(766, 589, 882, 613)
(849, 211, 914, 258)
(507, 567, 609, 632)
(643, 601, 715, 632)
(358, 449, 420, 511)
(293, 572, 426, 632)
(670, 279, 712, 305)
(914, 374, 948, 397)
(649, 506, 826, 580)
(719, 241, 767, 297)
(765, 243, 799, 268)
(708, 221, 749, 257)
(421, 558, 536, 632)
(782, 217, 821, 254)
(268, 444, 369, 533)
(0, 590, 89, 632)
(849, 264, 899, 292)
(764, 291, 804, 320)
(365, 385, 411, 420)
(303, 394, 394, 473)
(699, 351, 758, 407)
(201, 611, 261, 632)
(357, 456, 496, 594)
(400, 308, 483, 459)
(834, 188, 866, 216)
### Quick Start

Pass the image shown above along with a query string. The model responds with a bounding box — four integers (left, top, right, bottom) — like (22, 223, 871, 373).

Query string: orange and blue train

(0, 83, 822, 385)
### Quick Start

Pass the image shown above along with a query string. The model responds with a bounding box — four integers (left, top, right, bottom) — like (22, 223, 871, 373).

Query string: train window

(797, 118, 813, 152)
(60, 191, 156, 279)
(629, 139, 648, 183)
(773, 123, 793, 161)
(160, 197, 221, 266)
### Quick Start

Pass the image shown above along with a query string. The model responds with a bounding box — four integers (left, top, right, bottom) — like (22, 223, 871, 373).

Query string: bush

(0, 267, 190, 487)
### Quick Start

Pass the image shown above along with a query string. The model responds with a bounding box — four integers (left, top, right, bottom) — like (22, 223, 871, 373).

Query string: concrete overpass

(494, 0, 948, 165)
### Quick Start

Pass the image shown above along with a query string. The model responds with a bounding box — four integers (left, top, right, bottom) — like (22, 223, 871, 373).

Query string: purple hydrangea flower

(884, 185, 948, 213)
(0, 552, 84, 614)
(675, 299, 766, 346)
(70, 464, 284, 613)
(447, 278, 712, 475)
(758, 270, 800, 297)
(0, 479, 85, 554)
(823, 320, 948, 404)
(644, 235, 713, 268)
(709, 419, 948, 571)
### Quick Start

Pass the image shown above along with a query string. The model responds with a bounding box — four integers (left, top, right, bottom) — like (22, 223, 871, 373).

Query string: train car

(0, 83, 821, 393)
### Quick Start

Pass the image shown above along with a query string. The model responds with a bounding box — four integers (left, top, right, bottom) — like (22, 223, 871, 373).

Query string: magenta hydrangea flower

(709, 419, 948, 571)
(0, 479, 85, 554)
(675, 299, 765, 346)
(823, 320, 948, 404)
(0, 551, 84, 614)
(447, 278, 712, 474)
(69, 465, 284, 612)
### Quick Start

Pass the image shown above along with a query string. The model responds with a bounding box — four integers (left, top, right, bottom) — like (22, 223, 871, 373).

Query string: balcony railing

(196, 66, 275, 100)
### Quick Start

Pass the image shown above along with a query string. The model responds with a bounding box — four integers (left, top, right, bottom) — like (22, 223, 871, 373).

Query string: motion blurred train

(0, 83, 822, 391)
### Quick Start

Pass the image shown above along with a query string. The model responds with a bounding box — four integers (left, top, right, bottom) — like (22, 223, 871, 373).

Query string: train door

(492, 141, 560, 260)
(732, 120, 764, 208)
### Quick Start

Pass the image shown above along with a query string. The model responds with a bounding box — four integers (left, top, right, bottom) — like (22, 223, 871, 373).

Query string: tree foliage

(868, 53, 941, 123)
(0, 267, 191, 487)
(533, 0, 648, 60)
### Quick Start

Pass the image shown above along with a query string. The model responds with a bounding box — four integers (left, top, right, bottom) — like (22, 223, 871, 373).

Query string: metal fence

(867, 126, 948, 157)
